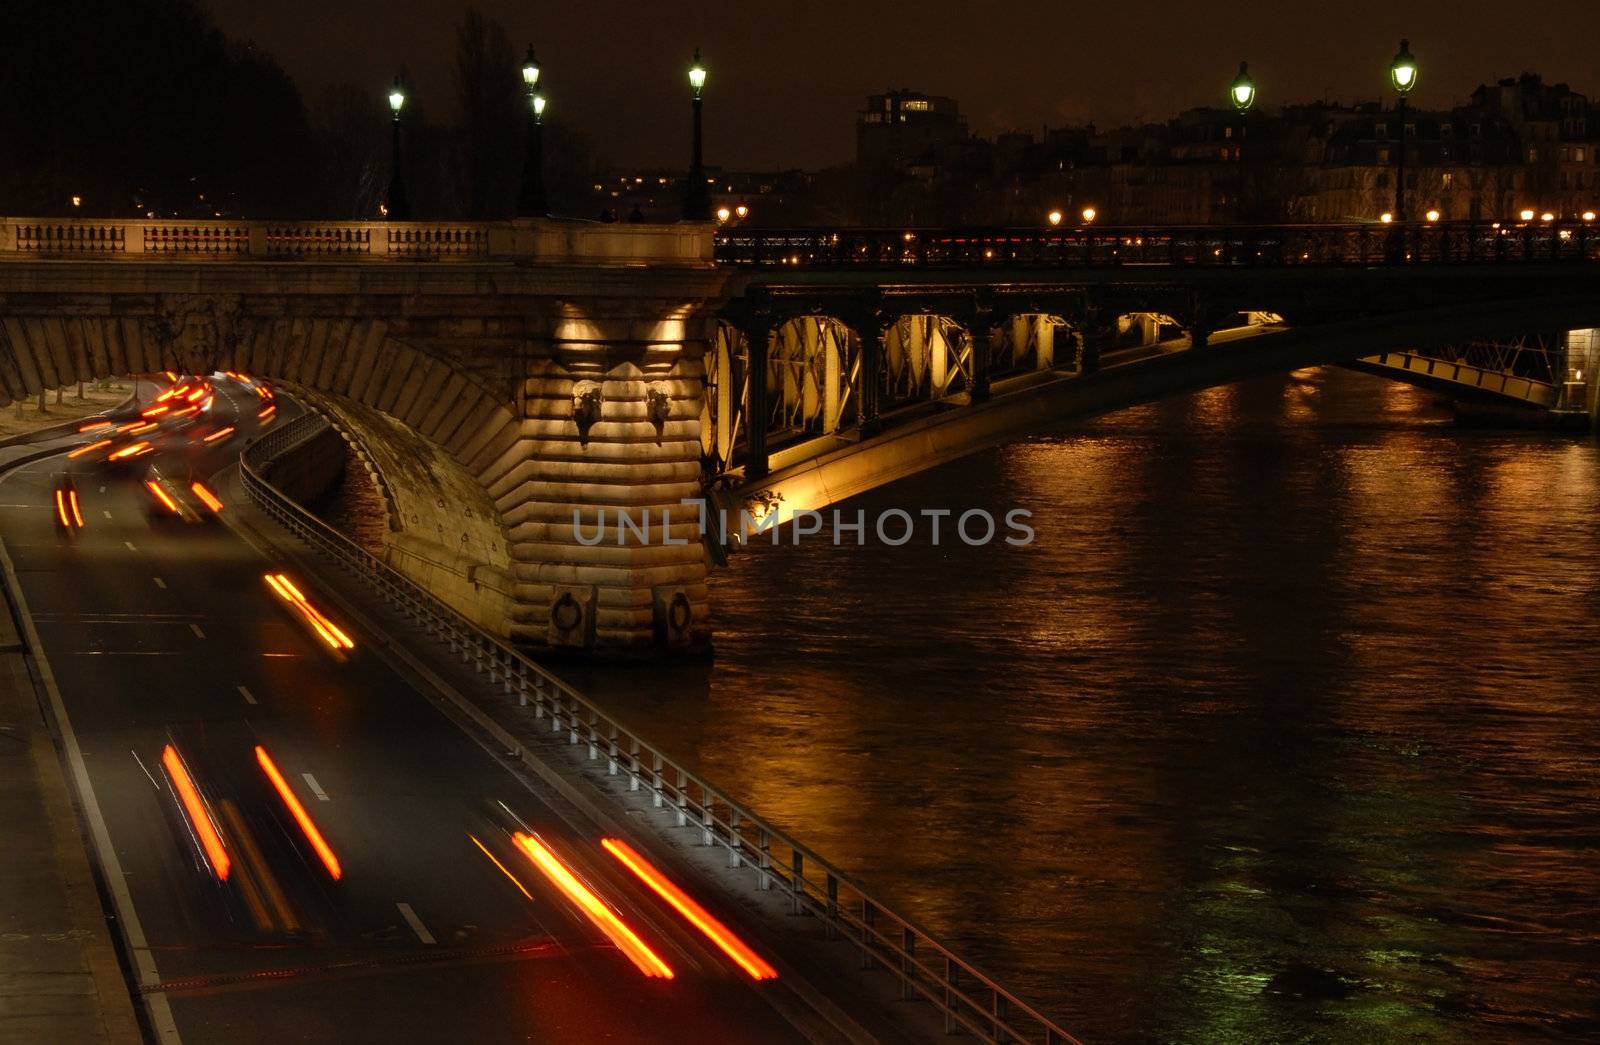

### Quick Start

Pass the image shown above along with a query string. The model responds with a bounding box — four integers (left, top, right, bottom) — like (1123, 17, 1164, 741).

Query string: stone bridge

(1, 217, 1596, 654)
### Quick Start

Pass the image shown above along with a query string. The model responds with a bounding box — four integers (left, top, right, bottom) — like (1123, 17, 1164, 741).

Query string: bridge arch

(719, 294, 1600, 533)
(0, 312, 525, 631)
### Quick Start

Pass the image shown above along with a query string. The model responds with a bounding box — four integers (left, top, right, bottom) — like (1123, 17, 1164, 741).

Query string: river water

(334, 366, 1600, 1042)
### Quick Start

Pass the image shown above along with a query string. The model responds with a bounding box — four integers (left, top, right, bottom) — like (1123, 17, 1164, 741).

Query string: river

(335, 365, 1600, 1042)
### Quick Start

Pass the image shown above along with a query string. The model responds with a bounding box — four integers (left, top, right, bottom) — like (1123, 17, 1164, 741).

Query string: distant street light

(1380, 212, 1394, 223)
(1541, 212, 1556, 222)
(1230, 61, 1256, 112)
(1584, 210, 1597, 222)
(682, 48, 712, 221)
(1425, 208, 1440, 222)
(1081, 206, 1098, 224)
(518, 46, 548, 217)
(735, 204, 749, 219)
(1229, 61, 1255, 222)
(716, 206, 732, 222)
(385, 75, 410, 220)
(1047, 209, 1063, 226)
(1389, 39, 1417, 222)
(1520, 208, 1536, 221)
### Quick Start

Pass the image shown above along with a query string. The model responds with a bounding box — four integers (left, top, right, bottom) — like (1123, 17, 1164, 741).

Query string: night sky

(203, 0, 1597, 170)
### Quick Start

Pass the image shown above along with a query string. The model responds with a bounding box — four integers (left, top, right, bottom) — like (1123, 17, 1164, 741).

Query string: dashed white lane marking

(189, 623, 205, 639)
(152, 577, 166, 589)
(302, 773, 329, 801)
(396, 903, 435, 945)
(124, 541, 136, 551)
(102, 510, 112, 520)
(238, 684, 257, 705)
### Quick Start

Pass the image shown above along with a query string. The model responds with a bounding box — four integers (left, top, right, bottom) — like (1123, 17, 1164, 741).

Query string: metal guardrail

(716, 220, 1600, 269)
(240, 412, 1079, 1045)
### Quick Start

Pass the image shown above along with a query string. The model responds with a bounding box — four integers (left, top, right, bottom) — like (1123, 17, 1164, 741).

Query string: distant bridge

(1, 217, 1595, 652)
(705, 223, 1599, 533)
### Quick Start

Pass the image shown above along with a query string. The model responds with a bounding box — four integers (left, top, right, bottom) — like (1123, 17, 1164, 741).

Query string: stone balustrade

(0, 217, 714, 266)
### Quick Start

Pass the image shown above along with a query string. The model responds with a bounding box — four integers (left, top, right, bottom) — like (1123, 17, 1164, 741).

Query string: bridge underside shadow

(720, 295, 1600, 529)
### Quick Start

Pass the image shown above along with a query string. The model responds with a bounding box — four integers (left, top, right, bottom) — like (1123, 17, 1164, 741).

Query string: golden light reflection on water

(568, 367, 1600, 1043)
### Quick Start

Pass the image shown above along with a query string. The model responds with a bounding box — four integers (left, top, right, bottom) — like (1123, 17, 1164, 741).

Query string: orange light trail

(161, 744, 230, 881)
(78, 420, 111, 432)
(68, 439, 112, 459)
(203, 426, 235, 443)
(263, 573, 354, 650)
(163, 371, 178, 381)
(258, 404, 276, 418)
(109, 442, 151, 461)
(67, 488, 83, 528)
(513, 832, 673, 979)
(191, 482, 223, 513)
(601, 837, 778, 980)
(54, 489, 70, 527)
(255, 746, 342, 880)
(171, 405, 200, 418)
(469, 834, 533, 900)
(145, 480, 180, 514)
(128, 422, 158, 435)
(116, 421, 144, 432)
(186, 386, 207, 402)
(142, 404, 169, 417)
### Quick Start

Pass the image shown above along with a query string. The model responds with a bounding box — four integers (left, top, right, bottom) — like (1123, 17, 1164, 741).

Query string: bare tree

(453, 8, 520, 219)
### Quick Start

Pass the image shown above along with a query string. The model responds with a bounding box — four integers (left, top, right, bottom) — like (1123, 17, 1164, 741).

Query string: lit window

(903, 99, 931, 112)
(863, 112, 882, 123)
(1578, 147, 1588, 163)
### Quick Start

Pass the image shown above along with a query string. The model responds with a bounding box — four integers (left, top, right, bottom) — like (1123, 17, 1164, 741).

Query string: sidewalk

(0, 579, 144, 1043)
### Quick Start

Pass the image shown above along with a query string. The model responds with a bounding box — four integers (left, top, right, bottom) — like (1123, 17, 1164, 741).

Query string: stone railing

(0, 217, 714, 266)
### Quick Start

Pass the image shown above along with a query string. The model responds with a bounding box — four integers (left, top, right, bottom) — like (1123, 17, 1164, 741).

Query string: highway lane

(2, 375, 806, 1043)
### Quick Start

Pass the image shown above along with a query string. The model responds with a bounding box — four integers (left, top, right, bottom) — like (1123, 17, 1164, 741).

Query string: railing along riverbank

(240, 411, 1080, 1045)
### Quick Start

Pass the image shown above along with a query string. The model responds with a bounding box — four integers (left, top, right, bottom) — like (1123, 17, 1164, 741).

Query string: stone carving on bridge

(645, 386, 671, 444)
(572, 383, 603, 447)
(143, 294, 252, 375)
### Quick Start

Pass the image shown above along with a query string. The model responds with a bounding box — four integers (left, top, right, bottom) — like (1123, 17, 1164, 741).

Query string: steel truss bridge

(703, 222, 1600, 533)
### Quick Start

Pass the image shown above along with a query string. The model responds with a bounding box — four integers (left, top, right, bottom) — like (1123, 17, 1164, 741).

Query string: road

(0, 375, 806, 1043)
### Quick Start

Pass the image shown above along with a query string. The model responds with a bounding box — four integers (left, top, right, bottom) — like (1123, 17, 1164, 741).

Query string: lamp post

(385, 76, 410, 220)
(682, 48, 711, 221)
(1229, 61, 1256, 222)
(1389, 39, 1417, 223)
(518, 46, 548, 217)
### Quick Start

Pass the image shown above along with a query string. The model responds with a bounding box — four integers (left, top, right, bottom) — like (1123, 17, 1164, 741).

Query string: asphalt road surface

(1, 375, 805, 1043)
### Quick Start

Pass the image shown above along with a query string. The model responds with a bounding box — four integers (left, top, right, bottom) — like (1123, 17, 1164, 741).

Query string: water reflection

(560, 367, 1600, 1042)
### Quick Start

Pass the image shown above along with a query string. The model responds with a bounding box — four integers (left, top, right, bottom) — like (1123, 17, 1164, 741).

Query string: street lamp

(1584, 211, 1597, 222)
(735, 204, 749, 219)
(1229, 61, 1255, 222)
(1230, 61, 1256, 112)
(1389, 39, 1417, 222)
(386, 75, 410, 220)
(682, 48, 712, 220)
(1425, 208, 1440, 222)
(1047, 209, 1063, 227)
(1519, 208, 1536, 221)
(1081, 206, 1097, 224)
(518, 46, 548, 217)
